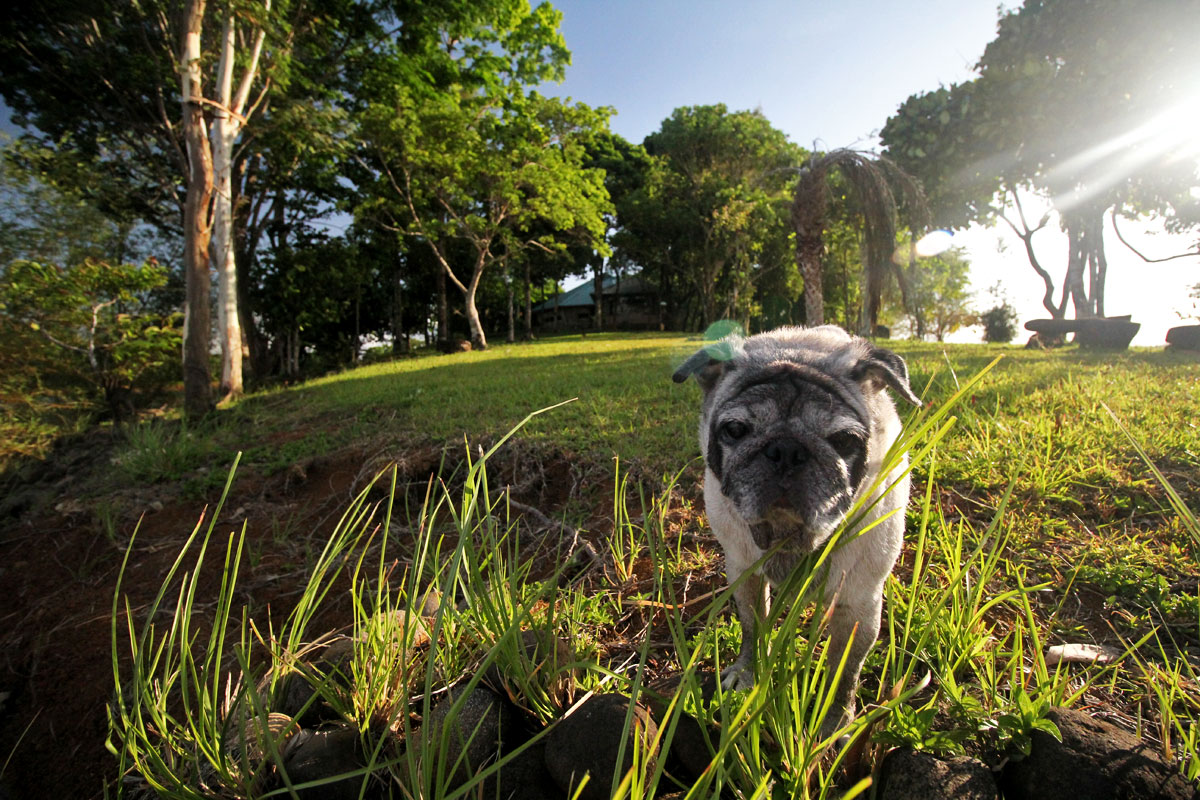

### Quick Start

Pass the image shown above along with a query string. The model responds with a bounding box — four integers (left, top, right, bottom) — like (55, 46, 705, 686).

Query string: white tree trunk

(181, 0, 214, 419)
(211, 3, 268, 399)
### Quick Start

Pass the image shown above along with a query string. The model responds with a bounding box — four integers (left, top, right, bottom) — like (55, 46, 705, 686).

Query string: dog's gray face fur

(674, 325, 920, 737)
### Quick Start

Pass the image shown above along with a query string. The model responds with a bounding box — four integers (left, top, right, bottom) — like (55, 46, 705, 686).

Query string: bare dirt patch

(0, 426, 691, 799)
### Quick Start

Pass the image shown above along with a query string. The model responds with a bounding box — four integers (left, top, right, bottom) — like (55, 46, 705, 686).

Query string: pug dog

(673, 325, 921, 737)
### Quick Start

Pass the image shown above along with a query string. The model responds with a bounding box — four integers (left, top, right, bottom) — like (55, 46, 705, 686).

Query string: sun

(1048, 74, 1200, 212)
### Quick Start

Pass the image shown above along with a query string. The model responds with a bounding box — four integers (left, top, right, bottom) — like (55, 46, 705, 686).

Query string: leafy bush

(0, 258, 181, 426)
(980, 301, 1019, 343)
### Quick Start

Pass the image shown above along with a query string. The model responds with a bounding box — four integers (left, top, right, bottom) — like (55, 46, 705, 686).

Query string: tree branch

(1110, 207, 1200, 264)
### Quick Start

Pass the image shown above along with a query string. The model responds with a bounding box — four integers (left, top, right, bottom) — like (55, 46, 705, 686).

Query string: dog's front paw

(720, 661, 755, 691)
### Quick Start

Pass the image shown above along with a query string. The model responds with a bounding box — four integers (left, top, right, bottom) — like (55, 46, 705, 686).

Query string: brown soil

(0, 424, 661, 799)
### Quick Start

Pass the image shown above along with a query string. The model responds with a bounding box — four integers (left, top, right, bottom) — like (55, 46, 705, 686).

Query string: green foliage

(113, 421, 215, 484)
(620, 104, 804, 330)
(893, 246, 977, 341)
(880, 83, 999, 232)
(883, 0, 1200, 320)
(873, 701, 972, 755)
(993, 688, 1062, 760)
(110, 389, 967, 799)
(0, 258, 181, 423)
(980, 302, 1019, 343)
(355, 2, 610, 348)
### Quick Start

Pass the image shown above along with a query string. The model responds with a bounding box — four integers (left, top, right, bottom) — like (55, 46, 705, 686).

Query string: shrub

(0, 258, 181, 424)
(980, 302, 1019, 343)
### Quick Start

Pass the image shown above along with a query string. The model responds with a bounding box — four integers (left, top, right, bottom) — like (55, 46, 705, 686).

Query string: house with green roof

(532, 274, 659, 331)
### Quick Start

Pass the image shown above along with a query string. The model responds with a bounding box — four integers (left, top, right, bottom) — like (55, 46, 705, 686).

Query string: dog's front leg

(818, 591, 882, 740)
(721, 569, 769, 691)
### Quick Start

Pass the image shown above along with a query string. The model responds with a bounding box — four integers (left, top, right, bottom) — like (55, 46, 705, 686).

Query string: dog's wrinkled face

(674, 326, 921, 554)
(708, 363, 871, 551)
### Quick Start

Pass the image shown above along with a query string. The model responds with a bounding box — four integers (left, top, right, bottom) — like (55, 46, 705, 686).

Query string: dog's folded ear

(851, 346, 922, 406)
(673, 339, 738, 393)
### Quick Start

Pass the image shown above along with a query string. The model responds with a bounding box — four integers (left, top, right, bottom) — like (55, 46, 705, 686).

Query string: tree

(210, 0, 274, 400)
(356, 0, 610, 349)
(634, 105, 802, 329)
(180, 0, 216, 417)
(573, 131, 651, 332)
(790, 149, 926, 331)
(893, 247, 976, 341)
(883, 0, 1200, 322)
(0, 141, 177, 270)
(0, 258, 182, 421)
(0, 0, 370, 407)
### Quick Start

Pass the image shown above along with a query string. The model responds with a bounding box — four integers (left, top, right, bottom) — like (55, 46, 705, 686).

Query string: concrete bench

(1024, 316, 1139, 349)
(1166, 325, 1200, 350)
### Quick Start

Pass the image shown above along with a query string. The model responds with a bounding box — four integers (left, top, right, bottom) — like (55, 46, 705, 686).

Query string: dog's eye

(828, 431, 863, 459)
(720, 420, 750, 441)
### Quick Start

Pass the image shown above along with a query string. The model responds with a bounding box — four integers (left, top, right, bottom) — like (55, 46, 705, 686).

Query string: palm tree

(791, 149, 927, 332)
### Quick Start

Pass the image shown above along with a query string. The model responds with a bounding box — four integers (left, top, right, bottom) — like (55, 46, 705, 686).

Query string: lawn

(4, 332, 1200, 798)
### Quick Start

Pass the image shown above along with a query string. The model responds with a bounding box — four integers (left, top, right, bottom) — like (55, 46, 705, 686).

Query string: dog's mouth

(749, 507, 810, 551)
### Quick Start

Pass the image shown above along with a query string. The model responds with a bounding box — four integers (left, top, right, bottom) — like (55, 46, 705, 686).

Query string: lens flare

(914, 230, 954, 258)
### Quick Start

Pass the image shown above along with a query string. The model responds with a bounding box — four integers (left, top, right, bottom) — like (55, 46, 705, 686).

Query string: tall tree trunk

(1061, 212, 1095, 319)
(658, 266, 669, 331)
(464, 259, 487, 350)
(211, 18, 243, 400)
(180, 0, 214, 420)
(352, 286, 361, 363)
(523, 260, 533, 340)
(236, 254, 265, 380)
(436, 264, 448, 345)
(797, 237, 824, 327)
(506, 264, 515, 344)
(593, 255, 603, 331)
(211, 4, 268, 400)
(392, 252, 407, 355)
(234, 156, 268, 380)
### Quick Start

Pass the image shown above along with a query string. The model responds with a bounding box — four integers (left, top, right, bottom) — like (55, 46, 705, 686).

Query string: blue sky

(540, 1, 1200, 345)
(542, 0, 1000, 150)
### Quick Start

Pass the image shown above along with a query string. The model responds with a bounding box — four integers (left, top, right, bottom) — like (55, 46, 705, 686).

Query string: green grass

(101, 333, 1200, 798)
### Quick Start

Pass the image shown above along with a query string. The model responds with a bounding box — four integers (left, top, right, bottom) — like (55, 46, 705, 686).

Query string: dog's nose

(763, 439, 807, 471)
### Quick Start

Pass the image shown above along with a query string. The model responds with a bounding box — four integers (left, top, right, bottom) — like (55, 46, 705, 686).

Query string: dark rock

(422, 685, 513, 789)
(1025, 317, 1140, 349)
(999, 707, 1199, 800)
(876, 748, 999, 799)
(280, 726, 378, 800)
(437, 338, 472, 353)
(483, 738, 565, 800)
(268, 638, 355, 725)
(229, 711, 299, 762)
(1167, 325, 1200, 351)
(543, 693, 659, 800)
(0, 486, 45, 520)
(643, 673, 720, 783)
